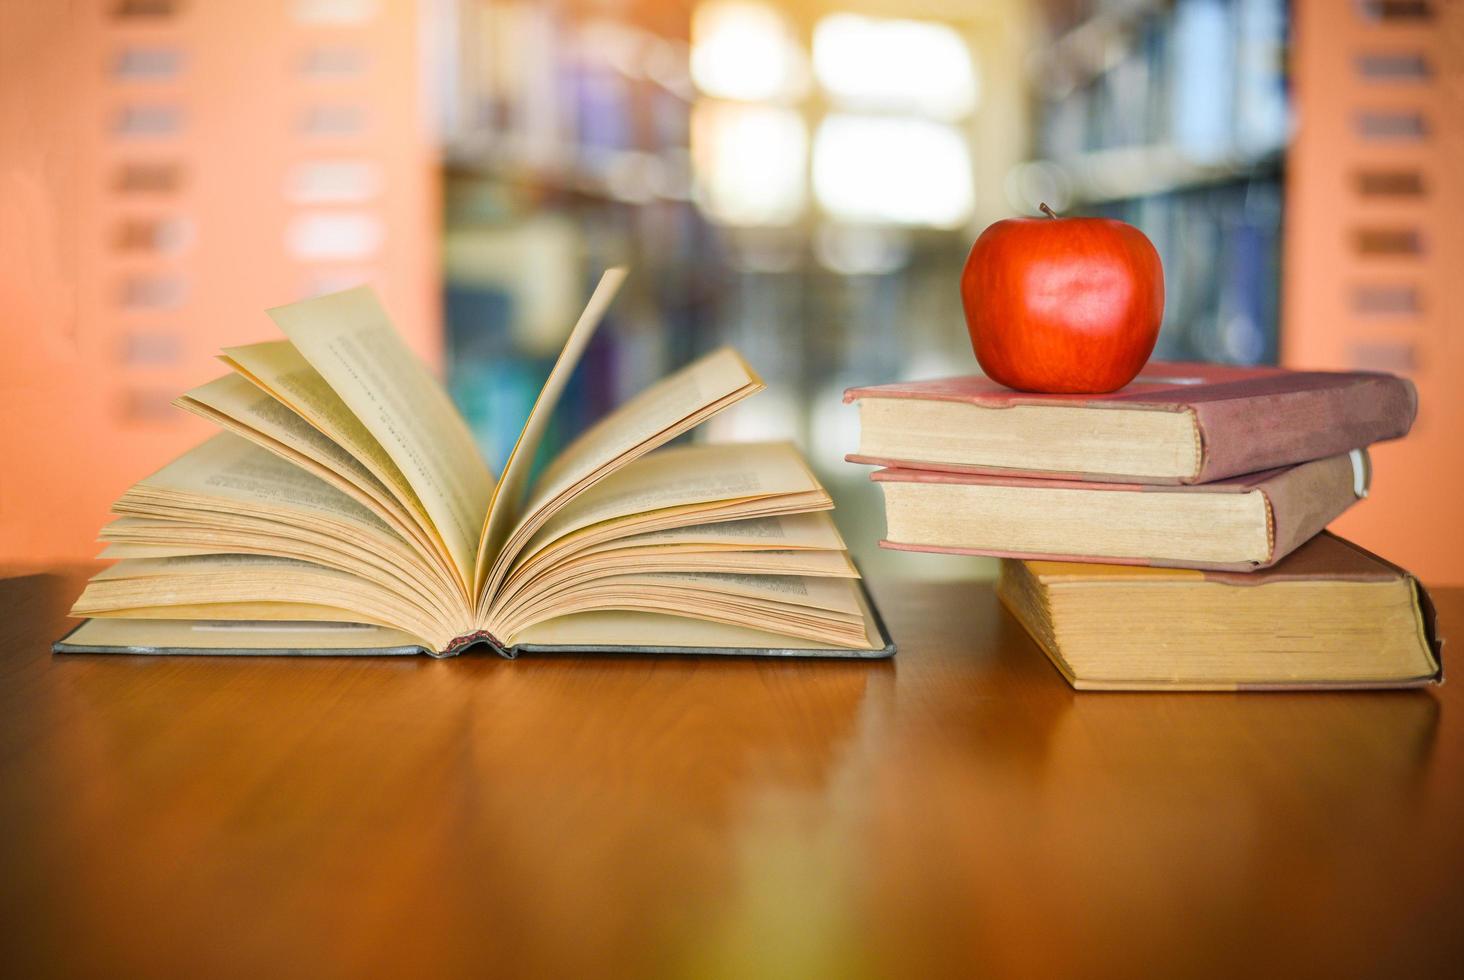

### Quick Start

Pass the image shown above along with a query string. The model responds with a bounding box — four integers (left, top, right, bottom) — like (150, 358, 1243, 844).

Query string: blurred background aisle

(2, 0, 1460, 583)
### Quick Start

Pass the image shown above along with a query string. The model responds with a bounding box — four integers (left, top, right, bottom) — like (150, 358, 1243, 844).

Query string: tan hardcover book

(57, 270, 893, 660)
(996, 533, 1443, 691)
(872, 452, 1369, 571)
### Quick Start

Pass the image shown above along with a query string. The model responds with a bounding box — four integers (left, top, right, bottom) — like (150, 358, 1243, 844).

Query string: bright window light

(692, 101, 807, 225)
(813, 115, 974, 227)
(813, 14, 978, 120)
(691, 1, 808, 102)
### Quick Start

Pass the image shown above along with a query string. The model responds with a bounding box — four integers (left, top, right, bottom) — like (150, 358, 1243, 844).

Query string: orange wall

(0, 0, 439, 564)
(1283, 0, 1463, 585)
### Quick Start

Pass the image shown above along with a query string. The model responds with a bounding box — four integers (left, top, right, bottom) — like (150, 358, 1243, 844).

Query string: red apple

(960, 204, 1164, 394)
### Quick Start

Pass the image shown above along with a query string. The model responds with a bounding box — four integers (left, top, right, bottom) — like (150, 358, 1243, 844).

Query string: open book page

(220, 341, 436, 535)
(526, 348, 764, 517)
(480, 348, 766, 604)
(69, 601, 402, 630)
(60, 616, 428, 654)
(105, 433, 469, 622)
(180, 373, 394, 509)
(499, 573, 871, 647)
(525, 442, 828, 551)
(100, 541, 216, 560)
(89, 553, 437, 622)
(487, 443, 833, 617)
(488, 486, 837, 622)
(579, 512, 848, 555)
(73, 553, 452, 647)
(500, 611, 840, 649)
(603, 572, 864, 614)
(265, 287, 494, 581)
(512, 606, 885, 653)
(494, 549, 858, 630)
(82, 553, 443, 636)
(473, 267, 628, 591)
(126, 432, 394, 534)
(555, 547, 854, 578)
(176, 373, 448, 567)
(97, 515, 463, 626)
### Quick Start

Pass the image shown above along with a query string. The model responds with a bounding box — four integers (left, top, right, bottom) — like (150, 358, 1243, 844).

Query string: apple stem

(1039, 202, 1059, 219)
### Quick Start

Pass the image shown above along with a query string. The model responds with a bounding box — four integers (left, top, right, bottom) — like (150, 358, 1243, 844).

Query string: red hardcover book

(844, 362, 1416, 485)
(871, 451, 1370, 572)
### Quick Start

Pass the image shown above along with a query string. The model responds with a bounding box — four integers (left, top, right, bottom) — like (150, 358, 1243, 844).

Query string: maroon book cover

(845, 362, 1416, 485)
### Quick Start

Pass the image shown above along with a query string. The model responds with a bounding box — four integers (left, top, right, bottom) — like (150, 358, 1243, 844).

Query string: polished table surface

(2, 566, 1461, 978)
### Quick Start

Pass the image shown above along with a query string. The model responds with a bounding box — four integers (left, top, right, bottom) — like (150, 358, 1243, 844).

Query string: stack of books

(846, 363, 1444, 690)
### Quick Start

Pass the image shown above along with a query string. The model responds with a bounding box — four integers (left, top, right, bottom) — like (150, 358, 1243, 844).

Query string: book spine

(1253, 453, 1367, 565)
(438, 629, 513, 659)
(1191, 376, 1417, 483)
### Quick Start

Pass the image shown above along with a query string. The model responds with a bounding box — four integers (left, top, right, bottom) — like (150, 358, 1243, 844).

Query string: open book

(60, 270, 893, 659)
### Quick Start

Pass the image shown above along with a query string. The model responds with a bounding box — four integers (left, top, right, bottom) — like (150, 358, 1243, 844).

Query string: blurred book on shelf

(1018, 0, 1290, 366)
(438, 1, 716, 472)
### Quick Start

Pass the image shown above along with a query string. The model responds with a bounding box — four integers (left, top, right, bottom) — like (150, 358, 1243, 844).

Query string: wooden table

(2, 567, 1461, 978)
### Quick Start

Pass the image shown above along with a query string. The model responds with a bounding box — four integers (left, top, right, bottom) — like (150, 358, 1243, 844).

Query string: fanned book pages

(58, 270, 894, 660)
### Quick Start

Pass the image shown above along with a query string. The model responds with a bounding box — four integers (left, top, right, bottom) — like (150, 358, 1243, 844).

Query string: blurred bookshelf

(437, 1, 701, 469)
(434, 0, 1034, 581)
(3, 0, 1458, 583)
(436, 0, 1464, 583)
(1019, 0, 1290, 365)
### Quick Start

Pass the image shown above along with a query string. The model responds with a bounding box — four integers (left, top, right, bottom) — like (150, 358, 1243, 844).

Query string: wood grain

(1, 567, 1461, 978)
